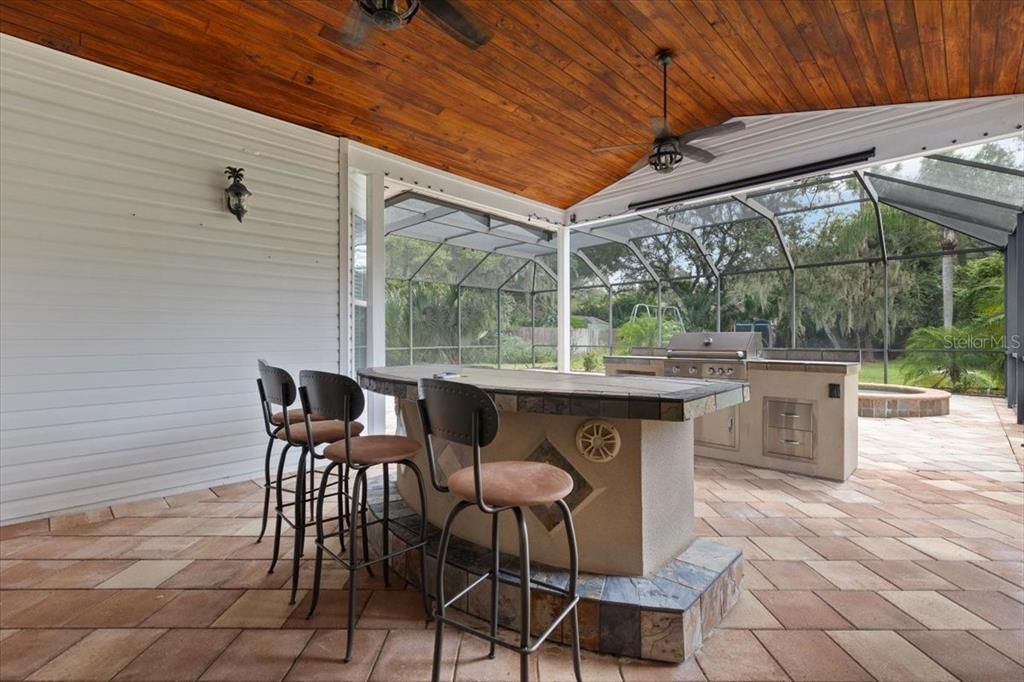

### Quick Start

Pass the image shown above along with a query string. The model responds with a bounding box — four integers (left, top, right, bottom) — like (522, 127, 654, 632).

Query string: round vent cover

(575, 420, 621, 463)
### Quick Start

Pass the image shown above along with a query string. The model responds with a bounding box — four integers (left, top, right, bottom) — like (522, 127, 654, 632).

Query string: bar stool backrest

(417, 378, 500, 509)
(298, 370, 365, 423)
(257, 359, 298, 439)
(258, 359, 297, 406)
(298, 370, 364, 464)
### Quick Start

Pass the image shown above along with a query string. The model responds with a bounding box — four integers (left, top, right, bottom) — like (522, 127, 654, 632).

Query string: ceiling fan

(592, 50, 746, 175)
(334, 0, 490, 48)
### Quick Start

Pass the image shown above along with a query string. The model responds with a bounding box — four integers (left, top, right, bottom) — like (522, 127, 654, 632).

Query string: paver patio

(1, 395, 1021, 681)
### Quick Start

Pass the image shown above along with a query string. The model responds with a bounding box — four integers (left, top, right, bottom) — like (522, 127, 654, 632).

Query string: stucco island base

(396, 399, 697, 577)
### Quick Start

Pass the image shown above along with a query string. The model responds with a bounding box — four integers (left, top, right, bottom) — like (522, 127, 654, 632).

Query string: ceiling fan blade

(677, 144, 715, 163)
(323, 1, 372, 47)
(628, 153, 651, 173)
(421, 0, 490, 47)
(591, 142, 650, 153)
(678, 120, 746, 143)
(650, 117, 672, 138)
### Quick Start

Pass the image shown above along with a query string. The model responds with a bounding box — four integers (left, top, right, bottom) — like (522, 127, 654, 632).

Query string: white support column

(338, 139, 351, 375)
(365, 171, 387, 432)
(557, 225, 571, 372)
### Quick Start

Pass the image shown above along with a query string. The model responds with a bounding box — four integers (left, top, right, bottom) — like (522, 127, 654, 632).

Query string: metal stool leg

(345, 468, 366, 663)
(268, 444, 291, 574)
(489, 511, 500, 659)
(307, 461, 336, 619)
(309, 455, 316, 521)
(360, 477, 374, 578)
(339, 458, 348, 548)
(406, 461, 433, 622)
(431, 501, 471, 682)
(340, 467, 349, 551)
(513, 507, 531, 682)
(289, 447, 307, 605)
(336, 464, 348, 552)
(382, 464, 391, 587)
(257, 436, 275, 543)
(557, 500, 583, 682)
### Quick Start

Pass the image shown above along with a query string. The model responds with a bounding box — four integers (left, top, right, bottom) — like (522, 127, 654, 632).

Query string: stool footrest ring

(435, 595, 580, 655)
(316, 537, 426, 572)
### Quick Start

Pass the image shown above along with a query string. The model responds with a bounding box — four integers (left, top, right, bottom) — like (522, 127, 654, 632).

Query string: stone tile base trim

(858, 384, 950, 418)
(364, 477, 742, 662)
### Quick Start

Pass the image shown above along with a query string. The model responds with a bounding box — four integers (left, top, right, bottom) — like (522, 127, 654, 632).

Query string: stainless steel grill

(657, 332, 763, 380)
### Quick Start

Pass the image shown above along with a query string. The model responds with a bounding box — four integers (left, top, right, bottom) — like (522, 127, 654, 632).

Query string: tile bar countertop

(358, 365, 749, 422)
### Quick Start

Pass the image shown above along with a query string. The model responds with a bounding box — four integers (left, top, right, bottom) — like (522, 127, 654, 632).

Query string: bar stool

(417, 378, 582, 682)
(256, 361, 361, 604)
(302, 370, 432, 662)
(256, 360, 361, 543)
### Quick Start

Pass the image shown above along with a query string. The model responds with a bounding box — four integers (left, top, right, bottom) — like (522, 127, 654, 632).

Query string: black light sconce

(224, 166, 251, 222)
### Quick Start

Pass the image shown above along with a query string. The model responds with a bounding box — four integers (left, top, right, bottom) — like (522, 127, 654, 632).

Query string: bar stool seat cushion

(274, 420, 364, 444)
(323, 435, 420, 465)
(448, 461, 573, 507)
(270, 409, 332, 426)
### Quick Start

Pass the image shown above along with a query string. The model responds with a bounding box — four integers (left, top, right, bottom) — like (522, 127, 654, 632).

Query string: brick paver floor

(1, 395, 1021, 681)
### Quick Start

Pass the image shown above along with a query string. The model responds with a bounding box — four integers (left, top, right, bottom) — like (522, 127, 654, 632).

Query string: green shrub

(581, 351, 601, 372)
(570, 316, 589, 330)
(899, 326, 1003, 393)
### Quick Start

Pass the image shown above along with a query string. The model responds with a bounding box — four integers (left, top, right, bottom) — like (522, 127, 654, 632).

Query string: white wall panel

(0, 35, 341, 521)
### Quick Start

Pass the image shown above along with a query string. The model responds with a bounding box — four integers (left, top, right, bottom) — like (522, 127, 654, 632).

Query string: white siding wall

(0, 35, 341, 521)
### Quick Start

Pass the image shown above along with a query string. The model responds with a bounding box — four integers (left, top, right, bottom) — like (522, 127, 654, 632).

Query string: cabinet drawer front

(766, 400, 814, 431)
(765, 426, 814, 459)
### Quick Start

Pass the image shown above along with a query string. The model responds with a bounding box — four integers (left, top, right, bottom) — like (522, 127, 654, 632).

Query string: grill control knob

(705, 367, 714, 375)
(716, 367, 725, 375)
(726, 367, 735, 375)
(671, 366, 680, 375)
(688, 366, 696, 375)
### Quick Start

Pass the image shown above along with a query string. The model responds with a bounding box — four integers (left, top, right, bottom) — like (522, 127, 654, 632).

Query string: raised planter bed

(858, 383, 950, 418)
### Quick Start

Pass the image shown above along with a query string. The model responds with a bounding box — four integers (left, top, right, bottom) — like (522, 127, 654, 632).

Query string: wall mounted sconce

(224, 166, 251, 222)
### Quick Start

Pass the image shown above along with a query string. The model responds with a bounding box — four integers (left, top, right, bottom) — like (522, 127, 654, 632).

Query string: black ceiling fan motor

(359, 0, 419, 31)
(338, 0, 489, 47)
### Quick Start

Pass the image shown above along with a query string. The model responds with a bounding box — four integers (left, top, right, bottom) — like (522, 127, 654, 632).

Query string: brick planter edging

(858, 383, 951, 418)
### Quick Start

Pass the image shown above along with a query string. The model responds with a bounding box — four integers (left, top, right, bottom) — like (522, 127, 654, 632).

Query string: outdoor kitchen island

(606, 333, 860, 482)
(357, 365, 748, 662)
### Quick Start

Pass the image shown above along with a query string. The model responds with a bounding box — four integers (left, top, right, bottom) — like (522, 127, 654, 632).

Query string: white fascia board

(567, 95, 1024, 226)
(346, 140, 564, 231)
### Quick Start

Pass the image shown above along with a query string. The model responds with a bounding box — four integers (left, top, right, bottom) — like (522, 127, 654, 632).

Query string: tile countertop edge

(357, 366, 749, 422)
(746, 360, 859, 375)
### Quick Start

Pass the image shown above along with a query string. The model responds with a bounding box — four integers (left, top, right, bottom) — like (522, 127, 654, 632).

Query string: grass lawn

(858, 361, 910, 385)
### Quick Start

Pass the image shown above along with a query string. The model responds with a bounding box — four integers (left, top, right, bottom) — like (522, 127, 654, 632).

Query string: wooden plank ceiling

(2, 0, 1022, 207)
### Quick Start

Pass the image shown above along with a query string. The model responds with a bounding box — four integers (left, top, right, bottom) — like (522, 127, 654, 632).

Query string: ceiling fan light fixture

(590, 48, 745, 178)
(649, 139, 683, 174)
